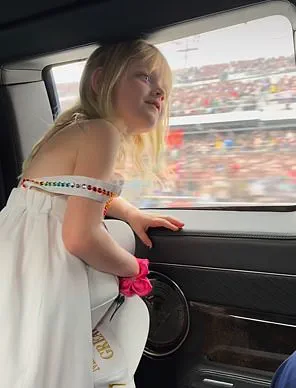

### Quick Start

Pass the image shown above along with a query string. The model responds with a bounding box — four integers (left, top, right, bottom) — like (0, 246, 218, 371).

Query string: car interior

(1, 0, 296, 387)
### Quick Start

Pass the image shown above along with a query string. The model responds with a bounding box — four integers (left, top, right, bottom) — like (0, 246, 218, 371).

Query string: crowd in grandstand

(160, 130, 296, 204)
(170, 56, 296, 116)
(123, 128, 296, 206)
(173, 56, 295, 83)
(171, 75, 296, 116)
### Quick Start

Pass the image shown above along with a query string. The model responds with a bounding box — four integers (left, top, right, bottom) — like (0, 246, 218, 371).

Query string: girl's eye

(140, 73, 151, 83)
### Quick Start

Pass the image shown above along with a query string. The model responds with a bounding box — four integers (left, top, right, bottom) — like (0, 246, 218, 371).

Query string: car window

(52, 15, 296, 208)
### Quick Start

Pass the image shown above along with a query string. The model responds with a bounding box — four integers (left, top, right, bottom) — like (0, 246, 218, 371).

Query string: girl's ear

(91, 67, 102, 94)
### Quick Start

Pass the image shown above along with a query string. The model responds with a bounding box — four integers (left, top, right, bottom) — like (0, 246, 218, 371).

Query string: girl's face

(112, 58, 167, 134)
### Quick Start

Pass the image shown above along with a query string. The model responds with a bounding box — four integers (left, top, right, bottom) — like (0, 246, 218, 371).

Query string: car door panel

(134, 209, 296, 388)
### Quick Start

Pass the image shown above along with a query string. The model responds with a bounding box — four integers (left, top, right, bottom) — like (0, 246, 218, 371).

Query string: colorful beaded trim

(21, 178, 117, 216)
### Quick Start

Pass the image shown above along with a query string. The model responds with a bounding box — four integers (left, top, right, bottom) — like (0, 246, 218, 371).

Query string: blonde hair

(21, 39, 172, 180)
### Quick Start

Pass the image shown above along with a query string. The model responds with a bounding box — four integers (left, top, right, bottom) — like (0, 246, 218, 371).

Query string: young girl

(0, 40, 184, 387)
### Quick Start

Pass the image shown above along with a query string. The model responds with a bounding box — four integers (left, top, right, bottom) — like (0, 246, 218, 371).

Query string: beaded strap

(21, 175, 123, 216)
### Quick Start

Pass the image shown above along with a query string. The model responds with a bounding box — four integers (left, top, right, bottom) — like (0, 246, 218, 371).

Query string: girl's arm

(105, 195, 140, 223)
(62, 120, 139, 277)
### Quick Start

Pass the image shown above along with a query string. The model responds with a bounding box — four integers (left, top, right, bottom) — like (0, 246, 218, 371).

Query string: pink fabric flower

(130, 277, 152, 296)
(119, 257, 153, 297)
(119, 277, 135, 297)
(136, 258, 149, 278)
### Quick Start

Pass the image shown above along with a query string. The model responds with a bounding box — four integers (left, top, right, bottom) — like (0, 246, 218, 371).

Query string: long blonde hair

(21, 40, 172, 180)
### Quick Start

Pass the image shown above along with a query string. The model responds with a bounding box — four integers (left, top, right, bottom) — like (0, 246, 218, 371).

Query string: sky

(52, 15, 294, 84)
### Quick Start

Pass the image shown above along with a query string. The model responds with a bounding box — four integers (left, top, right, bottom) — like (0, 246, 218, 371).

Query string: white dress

(0, 175, 149, 388)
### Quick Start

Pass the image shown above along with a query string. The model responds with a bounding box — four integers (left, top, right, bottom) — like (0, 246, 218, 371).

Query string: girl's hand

(126, 209, 184, 248)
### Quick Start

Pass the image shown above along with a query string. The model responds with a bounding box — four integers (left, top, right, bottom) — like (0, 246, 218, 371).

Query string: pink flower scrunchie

(119, 258, 152, 297)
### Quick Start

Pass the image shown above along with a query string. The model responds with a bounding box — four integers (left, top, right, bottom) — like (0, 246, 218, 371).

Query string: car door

(135, 209, 296, 388)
